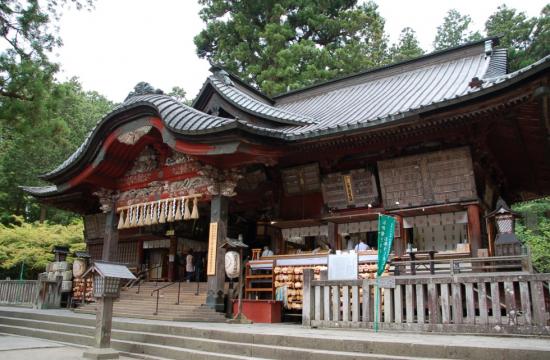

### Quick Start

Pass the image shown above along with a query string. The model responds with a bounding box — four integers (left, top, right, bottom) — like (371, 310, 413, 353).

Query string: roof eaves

(286, 54, 549, 141)
(273, 36, 500, 100)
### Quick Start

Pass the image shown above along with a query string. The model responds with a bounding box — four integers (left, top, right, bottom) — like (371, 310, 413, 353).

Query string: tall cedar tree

(0, 0, 93, 129)
(433, 9, 482, 50)
(389, 27, 424, 63)
(194, 0, 388, 96)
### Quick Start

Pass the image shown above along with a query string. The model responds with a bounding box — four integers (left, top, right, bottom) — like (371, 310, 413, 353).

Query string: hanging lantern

(175, 198, 183, 221)
(190, 197, 199, 219)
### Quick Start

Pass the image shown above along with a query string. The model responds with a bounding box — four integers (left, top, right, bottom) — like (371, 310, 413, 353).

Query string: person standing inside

(355, 239, 370, 252)
(186, 249, 195, 282)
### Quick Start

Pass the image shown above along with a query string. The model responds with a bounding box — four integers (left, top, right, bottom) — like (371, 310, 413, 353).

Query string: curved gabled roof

(208, 75, 316, 125)
(41, 94, 239, 181)
(32, 40, 550, 188)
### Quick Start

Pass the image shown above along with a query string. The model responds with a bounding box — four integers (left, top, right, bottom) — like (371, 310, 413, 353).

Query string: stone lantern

(82, 261, 136, 360)
(487, 198, 523, 256)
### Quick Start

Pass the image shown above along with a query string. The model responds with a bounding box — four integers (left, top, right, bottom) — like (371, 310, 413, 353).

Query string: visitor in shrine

(345, 235, 355, 250)
(186, 249, 195, 282)
(262, 245, 274, 257)
(355, 239, 370, 251)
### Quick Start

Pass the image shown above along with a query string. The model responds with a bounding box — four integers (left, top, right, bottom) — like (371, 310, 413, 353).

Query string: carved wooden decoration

(377, 147, 477, 210)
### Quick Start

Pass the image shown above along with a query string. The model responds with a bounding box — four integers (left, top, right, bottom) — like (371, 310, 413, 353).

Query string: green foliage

(485, 5, 535, 71)
(0, 217, 85, 278)
(389, 27, 424, 63)
(194, 0, 388, 96)
(0, 0, 94, 129)
(0, 78, 114, 222)
(433, 9, 482, 50)
(513, 198, 550, 273)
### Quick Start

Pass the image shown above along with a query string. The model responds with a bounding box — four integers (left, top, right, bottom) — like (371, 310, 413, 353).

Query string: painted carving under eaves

(96, 147, 243, 210)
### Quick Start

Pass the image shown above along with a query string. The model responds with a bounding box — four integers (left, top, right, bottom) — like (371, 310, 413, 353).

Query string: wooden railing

(303, 269, 550, 335)
(0, 280, 39, 307)
(391, 255, 532, 276)
(0, 275, 63, 309)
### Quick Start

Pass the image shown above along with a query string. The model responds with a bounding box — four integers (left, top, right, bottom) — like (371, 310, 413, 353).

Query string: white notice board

(328, 252, 358, 280)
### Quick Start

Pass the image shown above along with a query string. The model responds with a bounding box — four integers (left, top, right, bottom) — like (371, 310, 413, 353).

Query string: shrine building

(23, 38, 550, 314)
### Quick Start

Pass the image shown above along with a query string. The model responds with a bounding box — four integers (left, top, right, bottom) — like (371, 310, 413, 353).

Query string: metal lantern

(93, 276, 121, 298)
(82, 261, 136, 299)
(487, 198, 522, 256)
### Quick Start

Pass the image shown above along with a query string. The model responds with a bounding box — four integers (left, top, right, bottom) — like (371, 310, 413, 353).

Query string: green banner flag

(374, 214, 396, 332)
(376, 214, 396, 277)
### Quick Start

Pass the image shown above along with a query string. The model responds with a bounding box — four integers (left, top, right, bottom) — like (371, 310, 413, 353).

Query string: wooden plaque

(322, 168, 378, 209)
(377, 147, 477, 210)
(281, 163, 321, 195)
(207, 222, 218, 276)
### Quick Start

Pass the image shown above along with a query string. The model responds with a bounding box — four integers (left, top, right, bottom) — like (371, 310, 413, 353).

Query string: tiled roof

(208, 75, 316, 125)
(41, 95, 239, 180)
(29, 41, 550, 190)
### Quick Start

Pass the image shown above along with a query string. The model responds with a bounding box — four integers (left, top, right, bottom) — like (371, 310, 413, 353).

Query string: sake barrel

(72, 259, 87, 278)
(224, 251, 240, 279)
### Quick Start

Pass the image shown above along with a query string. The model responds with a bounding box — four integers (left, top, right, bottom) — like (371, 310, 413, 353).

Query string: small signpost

(328, 252, 358, 280)
(82, 261, 135, 360)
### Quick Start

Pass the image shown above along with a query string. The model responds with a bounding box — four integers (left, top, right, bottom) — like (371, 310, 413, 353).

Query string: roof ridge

(273, 36, 500, 100)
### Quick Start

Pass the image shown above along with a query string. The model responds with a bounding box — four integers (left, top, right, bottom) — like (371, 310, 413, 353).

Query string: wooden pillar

(168, 235, 177, 282)
(94, 297, 114, 348)
(327, 222, 338, 251)
(467, 204, 482, 257)
(393, 215, 406, 257)
(486, 218, 495, 257)
(137, 239, 144, 269)
(101, 204, 118, 262)
(206, 195, 228, 310)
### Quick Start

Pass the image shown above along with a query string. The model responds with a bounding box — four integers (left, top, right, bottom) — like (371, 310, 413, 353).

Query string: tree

(433, 9, 482, 51)
(485, 5, 536, 71)
(124, 81, 164, 101)
(389, 27, 424, 63)
(525, 4, 549, 70)
(0, 78, 113, 223)
(194, 0, 388, 96)
(513, 198, 550, 273)
(0, 0, 94, 128)
(0, 217, 85, 279)
(168, 86, 189, 104)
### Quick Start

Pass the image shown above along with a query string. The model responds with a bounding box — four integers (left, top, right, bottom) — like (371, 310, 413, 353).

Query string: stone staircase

(74, 281, 226, 322)
(1, 307, 549, 360)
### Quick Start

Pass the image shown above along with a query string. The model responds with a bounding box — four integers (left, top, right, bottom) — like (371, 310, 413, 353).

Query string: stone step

(0, 317, 452, 360)
(2, 308, 549, 360)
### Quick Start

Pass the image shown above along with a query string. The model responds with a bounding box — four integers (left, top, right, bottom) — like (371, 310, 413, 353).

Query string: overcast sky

(55, 0, 548, 103)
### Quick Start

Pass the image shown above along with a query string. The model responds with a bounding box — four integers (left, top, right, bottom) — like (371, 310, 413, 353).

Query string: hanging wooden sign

(281, 163, 321, 195)
(322, 168, 378, 209)
(207, 222, 219, 276)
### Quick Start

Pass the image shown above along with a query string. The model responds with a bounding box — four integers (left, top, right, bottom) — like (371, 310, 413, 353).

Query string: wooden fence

(0, 280, 39, 307)
(303, 269, 550, 335)
(0, 275, 63, 309)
